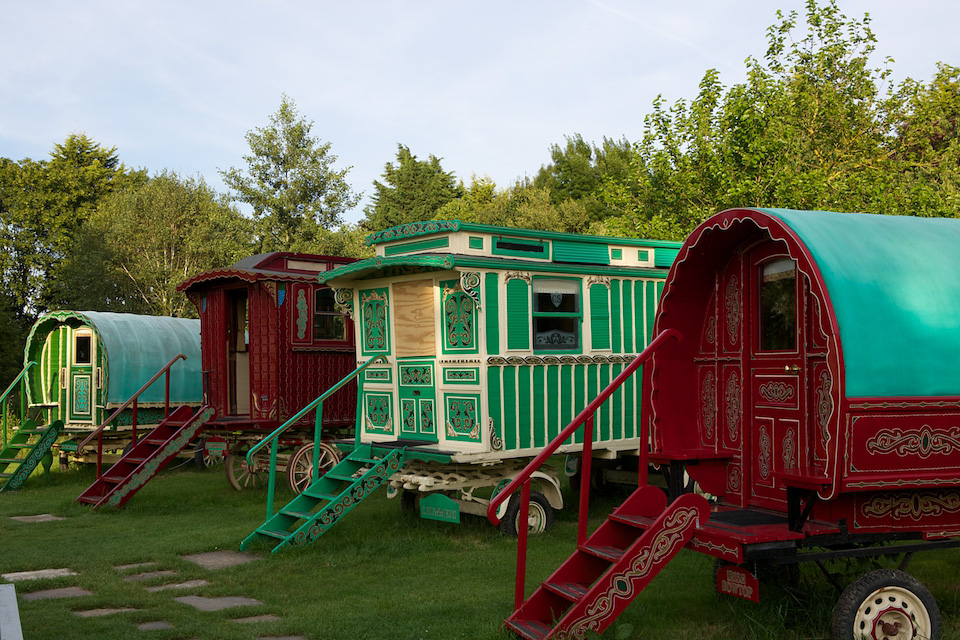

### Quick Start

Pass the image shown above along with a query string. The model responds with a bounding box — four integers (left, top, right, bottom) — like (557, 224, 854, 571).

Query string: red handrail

(76, 353, 187, 477)
(485, 329, 682, 608)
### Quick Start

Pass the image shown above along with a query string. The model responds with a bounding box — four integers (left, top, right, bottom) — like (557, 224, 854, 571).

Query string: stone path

(2, 521, 303, 638)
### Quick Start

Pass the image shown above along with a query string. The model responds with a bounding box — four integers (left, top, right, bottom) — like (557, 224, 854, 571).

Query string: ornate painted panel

(444, 393, 482, 443)
(849, 413, 960, 476)
(440, 279, 479, 354)
(854, 490, 960, 532)
(359, 287, 390, 356)
(697, 365, 718, 446)
(362, 391, 394, 436)
(753, 375, 800, 410)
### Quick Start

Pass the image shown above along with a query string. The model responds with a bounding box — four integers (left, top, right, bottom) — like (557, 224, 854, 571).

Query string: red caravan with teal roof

(645, 207, 960, 535)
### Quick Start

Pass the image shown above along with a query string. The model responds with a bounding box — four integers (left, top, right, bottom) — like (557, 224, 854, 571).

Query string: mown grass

(3, 463, 960, 639)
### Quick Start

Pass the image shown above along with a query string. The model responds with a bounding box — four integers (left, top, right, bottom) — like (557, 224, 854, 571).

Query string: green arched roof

(25, 311, 202, 404)
(760, 208, 960, 398)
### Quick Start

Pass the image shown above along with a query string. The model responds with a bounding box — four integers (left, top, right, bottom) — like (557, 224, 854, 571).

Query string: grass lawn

(2, 462, 960, 639)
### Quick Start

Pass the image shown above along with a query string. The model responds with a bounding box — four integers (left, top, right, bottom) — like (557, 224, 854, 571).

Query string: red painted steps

(505, 486, 710, 639)
(76, 405, 214, 508)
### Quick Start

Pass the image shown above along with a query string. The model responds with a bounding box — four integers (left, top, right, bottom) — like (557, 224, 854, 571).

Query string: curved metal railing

(247, 355, 384, 520)
(485, 329, 682, 608)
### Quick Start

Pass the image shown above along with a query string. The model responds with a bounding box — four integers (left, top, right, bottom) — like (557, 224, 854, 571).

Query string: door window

(759, 258, 796, 351)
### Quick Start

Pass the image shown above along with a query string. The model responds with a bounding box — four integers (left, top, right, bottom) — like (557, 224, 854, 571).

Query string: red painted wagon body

(178, 252, 357, 490)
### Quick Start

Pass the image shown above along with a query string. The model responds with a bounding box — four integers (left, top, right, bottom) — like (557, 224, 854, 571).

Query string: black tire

(498, 491, 553, 536)
(400, 490, 420, 516)
(831, 568, 939, 640)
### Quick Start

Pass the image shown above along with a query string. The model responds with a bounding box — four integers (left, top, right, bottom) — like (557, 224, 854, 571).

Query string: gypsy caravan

(493, 209, 960, 640)
(177, 252, 358, 491)
(22, 310, 202, 467)
(240, 220, 680, 552)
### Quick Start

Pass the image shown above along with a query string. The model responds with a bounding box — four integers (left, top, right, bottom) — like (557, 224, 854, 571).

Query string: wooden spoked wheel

(831, 569, 939, 640)
(286, 442, 340, 494)
(225, 445, 266, 491)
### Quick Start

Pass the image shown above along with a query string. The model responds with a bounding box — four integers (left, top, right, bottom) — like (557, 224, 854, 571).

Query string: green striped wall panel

(635, 281, 646, 349)
(610, 280, 622, 353)
(484, 272, 500, 355)
(621, 280, 634, 353)
(517, 366, 531, 449)
(546, 365, 560, 442)
(645, 281, 657, 345)
(487, 367, 503, 450)
(560, 365, 574, 446)
(505, 278, 530, 350)
(532, 366, 546, 448)
(589, 284, 610, 350)
(502, 368, 517, 451)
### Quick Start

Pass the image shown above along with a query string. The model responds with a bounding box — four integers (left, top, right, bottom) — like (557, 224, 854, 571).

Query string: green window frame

(532, 277, 582, 352)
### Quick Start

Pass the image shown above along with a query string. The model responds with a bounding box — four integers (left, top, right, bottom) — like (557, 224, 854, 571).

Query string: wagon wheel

(831, 569, 940, 640)
(498, 491, 553, 536)
(286, 442, 340, 494)
(192, 439, 223, 470)
(225, 445, 268, 491)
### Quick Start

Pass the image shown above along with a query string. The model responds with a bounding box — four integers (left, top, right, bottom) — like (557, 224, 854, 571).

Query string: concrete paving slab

(138, 621, 174, 630)
(174, 595, 262, 611)
(145, 579, 211, 592)
(113, 562, 157, 571)
(9, 514, 66, 523)
(0, 584, 23, 640)
(123, 570, 178, 582)
(2, 568, 77, 582)
(20, 587, 93, 601)
(73, 607, 139, 618)
(181, 551, 256, 570)
(232, 614, 281, 623)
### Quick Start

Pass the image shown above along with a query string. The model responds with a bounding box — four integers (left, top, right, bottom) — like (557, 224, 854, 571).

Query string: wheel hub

(855, 588, 927, 640)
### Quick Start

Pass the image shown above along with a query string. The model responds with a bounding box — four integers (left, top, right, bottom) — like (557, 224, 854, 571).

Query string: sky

(1, 0, 957, 225)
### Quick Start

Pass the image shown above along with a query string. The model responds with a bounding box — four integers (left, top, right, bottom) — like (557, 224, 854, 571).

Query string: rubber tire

(831, 568, 940, 640)
(498, 491, 553, 536)
(286, 442, 340, 494)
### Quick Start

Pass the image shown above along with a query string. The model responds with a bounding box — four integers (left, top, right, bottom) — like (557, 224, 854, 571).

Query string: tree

(55, 172, 253, 316)
(220, 95, 359, 253)
(600, 0, 957, 240)
(0, 134, 143, 318)
(364, 144, 462, 230)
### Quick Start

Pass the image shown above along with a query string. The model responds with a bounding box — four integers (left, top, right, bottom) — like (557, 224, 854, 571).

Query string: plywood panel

(394, 279, 436, 358)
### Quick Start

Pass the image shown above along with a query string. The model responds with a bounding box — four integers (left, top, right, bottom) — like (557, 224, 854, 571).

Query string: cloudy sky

(1, 1, 956, 224)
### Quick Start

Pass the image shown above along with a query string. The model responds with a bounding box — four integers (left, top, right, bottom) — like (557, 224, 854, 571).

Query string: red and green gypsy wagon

(177, 251, 358, 492)
(490, 208, 960, 640)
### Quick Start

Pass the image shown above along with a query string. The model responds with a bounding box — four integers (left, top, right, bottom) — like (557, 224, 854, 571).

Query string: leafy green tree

(55, 172, 253, 316)
(0, 134, 143, 318)
(364, 144, 462, 230)
(220, 95, 359, 253)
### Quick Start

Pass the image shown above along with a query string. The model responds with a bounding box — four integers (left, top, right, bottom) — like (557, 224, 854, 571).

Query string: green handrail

(1, 362, 37, 448)
(247, 355, 384, 519)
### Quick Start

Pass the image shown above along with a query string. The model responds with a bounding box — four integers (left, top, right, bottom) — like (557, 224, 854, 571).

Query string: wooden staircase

(0, 420, 64, 491)
(76, 405, 214, 508)
(505, 487, 709, 639)
(241, 444, 405, 553)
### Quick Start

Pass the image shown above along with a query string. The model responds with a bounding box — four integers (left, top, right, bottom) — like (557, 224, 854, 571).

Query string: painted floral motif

(333, 288, 354, 318)
(364, 395, 392, 433)
(861, 491, 960, 520)
(73, 377, 91, 414)
(444, 291, 475, 349)
(705, 316, 717, 345)
(782, 428, 796, 468)
(724, 276, 741, 344)
(758, 426, 771, 479)
(816, 370, 833, 446)
(566, 505, 701, 639)
(401, 399, 416, 432)
(867, 425, 960, 458)
(489, 418, 503, 451)
(459, 271, 482, 310)
(295, 289, 309, 340)
(420, 401, 435, 434)
(727, 465, 742, 493)
(361, 290, 388, 352)
(701, 371, 716, 439)
(725, 372, 741, 443)
(400, 366, 432, 385)
(6, 425, 62, 490)
(445, 397, 480, 439)
(759, 381, 795, 404)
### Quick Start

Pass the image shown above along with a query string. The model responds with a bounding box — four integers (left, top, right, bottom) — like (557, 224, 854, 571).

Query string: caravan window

(74, 333, 92, 365)
(760, 258, 796, 351)
(314, 288, 346, 341)
(533, 278, 581, 351)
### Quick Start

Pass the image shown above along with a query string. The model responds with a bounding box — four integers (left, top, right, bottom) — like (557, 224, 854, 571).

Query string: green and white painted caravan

(321, 220, 680, 527)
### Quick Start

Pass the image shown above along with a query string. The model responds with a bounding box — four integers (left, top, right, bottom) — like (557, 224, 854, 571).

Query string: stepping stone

(21, 587, 93, 601)
(113, 562, 157, 571)
(0, 584, 23, 640)
(145, 579, 211, 592)
(123, 570, 178, 582)
(233, 614, 281, 623)
(10, 514, 66, 523)
(181, 551, 256, 570)
(175, 595, 261, 611)
(138, 621, 174, 630)
(2, 568, 77, 582)
(73, 607, 139, 618)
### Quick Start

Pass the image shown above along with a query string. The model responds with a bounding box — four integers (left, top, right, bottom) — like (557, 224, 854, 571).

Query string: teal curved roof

(26, 311, 202, 404)
(760, 208, 960, 398)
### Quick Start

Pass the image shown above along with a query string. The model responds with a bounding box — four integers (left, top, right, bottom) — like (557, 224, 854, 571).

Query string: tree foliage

(55, 172, 253, 317)
(364, 144, 462, 230)
(220, 95, 359, 253)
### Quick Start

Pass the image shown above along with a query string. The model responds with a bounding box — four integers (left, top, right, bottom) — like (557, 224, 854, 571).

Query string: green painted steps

(240, 444, 405, 553)
(0, 420, 64, 491)
(504, 487, 709, 640)
(75, 405, 213, 509)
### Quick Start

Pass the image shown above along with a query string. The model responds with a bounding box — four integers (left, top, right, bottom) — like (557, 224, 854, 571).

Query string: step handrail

(485, 329, 682, 609)
(247, 355, 385, 520)
(76, 353, 187, 477)
(1, 362, 37, 448)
